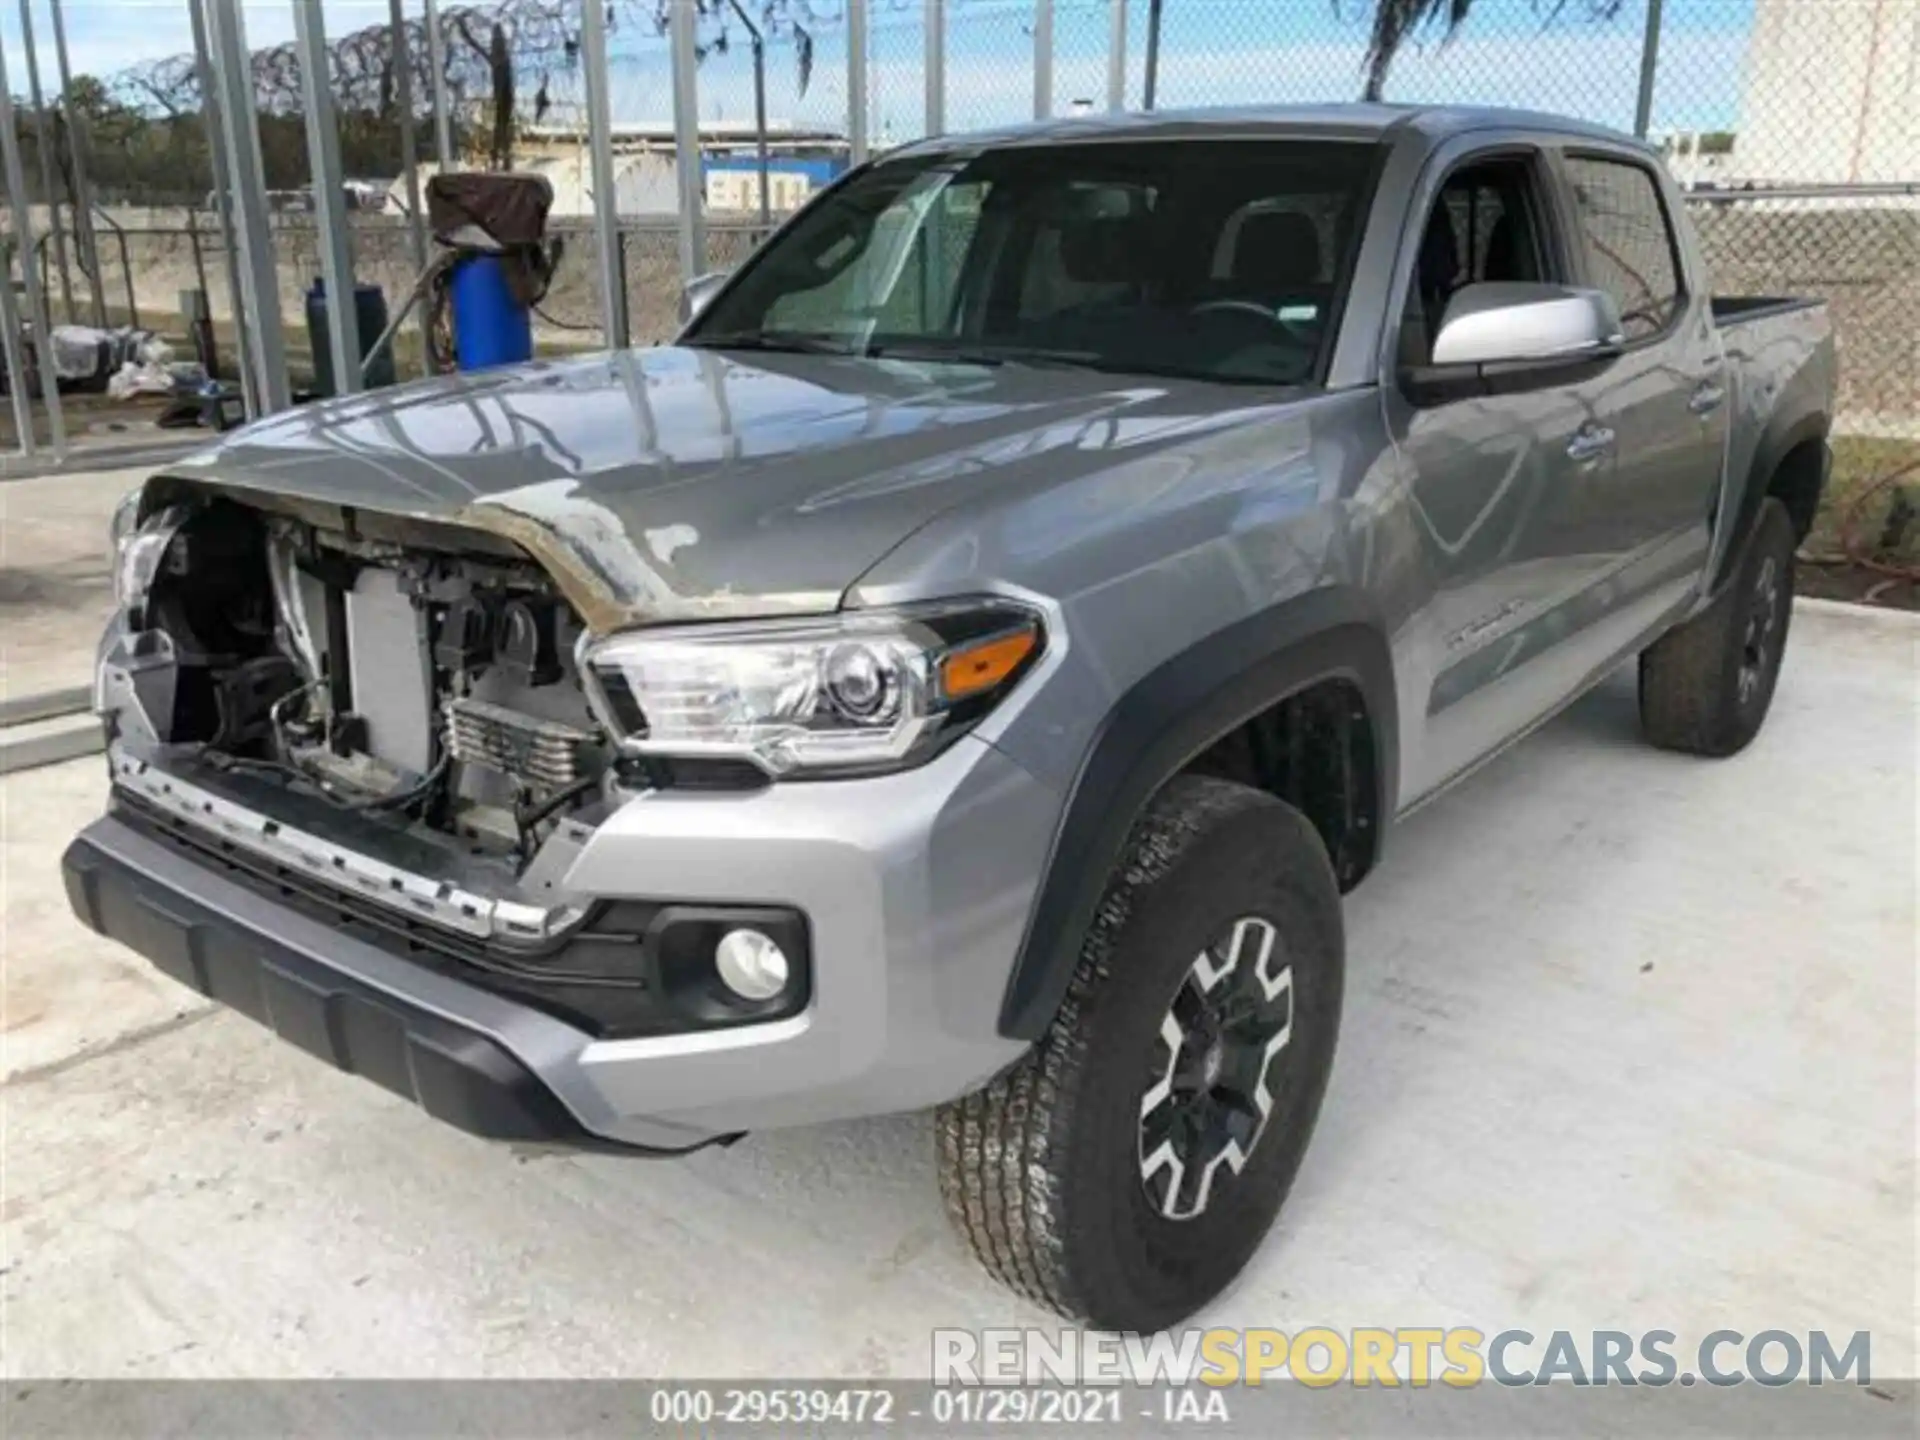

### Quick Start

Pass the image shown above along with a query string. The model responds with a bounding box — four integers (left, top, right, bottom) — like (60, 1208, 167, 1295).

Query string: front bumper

(62, 820, 707, 1150)
(64, 733, 1054, 1147)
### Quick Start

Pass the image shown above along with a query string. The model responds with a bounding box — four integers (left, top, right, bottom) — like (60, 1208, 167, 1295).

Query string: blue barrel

(450, 254, 533, 371)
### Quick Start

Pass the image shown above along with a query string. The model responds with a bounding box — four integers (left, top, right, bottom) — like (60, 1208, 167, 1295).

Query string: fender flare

(996, 586, 1398, 1041)
(1709, 407, 1830, 597)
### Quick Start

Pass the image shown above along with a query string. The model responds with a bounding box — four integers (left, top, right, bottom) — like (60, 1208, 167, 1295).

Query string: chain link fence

(6, 0, 1916, 566)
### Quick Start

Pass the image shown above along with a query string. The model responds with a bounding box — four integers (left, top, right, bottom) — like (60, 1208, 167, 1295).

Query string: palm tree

(1356, 0, 1624, 101)
(1138, 2, 1626, 110)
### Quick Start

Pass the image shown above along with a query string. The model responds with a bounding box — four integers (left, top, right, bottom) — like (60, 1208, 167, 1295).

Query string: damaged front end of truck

(88, 456, 1047, 1058)
(90, 473, 834, 1046)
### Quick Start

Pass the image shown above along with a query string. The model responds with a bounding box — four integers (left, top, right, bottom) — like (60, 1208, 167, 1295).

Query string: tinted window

(688, 141, 1378, 386)
(1565, 155, 1683, 339)
(1212, 193, 1348, 285)
(1399, 157, 1551, 369)
(1017, 181, 1158, 323)
(763, 176, 986, 337)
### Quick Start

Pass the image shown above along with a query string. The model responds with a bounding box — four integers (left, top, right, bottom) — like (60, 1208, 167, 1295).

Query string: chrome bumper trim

(107, 744, 589, 946)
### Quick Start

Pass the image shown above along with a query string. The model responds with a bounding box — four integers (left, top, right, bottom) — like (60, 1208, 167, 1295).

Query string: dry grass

(1814, 435, 1920, 567)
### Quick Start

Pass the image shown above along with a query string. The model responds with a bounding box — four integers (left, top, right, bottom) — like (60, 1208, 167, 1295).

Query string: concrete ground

(1, 598, 1910, 1391)
(0, 466, 149, 701)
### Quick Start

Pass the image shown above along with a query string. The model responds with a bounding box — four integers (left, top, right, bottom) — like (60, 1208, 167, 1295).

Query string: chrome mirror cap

(1430, 282, 1625, 367)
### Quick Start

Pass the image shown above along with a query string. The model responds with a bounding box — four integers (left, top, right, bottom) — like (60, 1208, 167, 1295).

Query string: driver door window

(1398, 158, 1550, 370)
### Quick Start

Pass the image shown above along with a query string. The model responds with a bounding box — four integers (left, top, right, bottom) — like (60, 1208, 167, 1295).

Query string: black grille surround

(109, 790, 810, 1040)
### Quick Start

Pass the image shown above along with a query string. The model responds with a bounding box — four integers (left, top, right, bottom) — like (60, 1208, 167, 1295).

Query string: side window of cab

(1396, 155, 1556, 374)
(1562, 155, 1685, 341)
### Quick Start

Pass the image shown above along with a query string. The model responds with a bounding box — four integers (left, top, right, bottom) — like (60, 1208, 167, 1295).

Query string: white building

(512, 120, 849, 218)
(1734, 0, 1918, 184)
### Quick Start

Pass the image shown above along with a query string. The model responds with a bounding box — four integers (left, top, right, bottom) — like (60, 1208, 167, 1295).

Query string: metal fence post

(1106, 0, 1128, 112)
(17, 0, 75, 323)
(1033, 0, 1053, 120)
(739, 4, 771, 227)
(1633, 0, 1665, 139)
(203, 0, 291, 415)
(925, 0, 946, 136)
(48, 0, 106, 328)
(0, 240, 32, 456)
(1143, 0, 1164, 110)
(388, 0, 432, 376)
(423, 0, 454, 169)
(847, 0, 869, 164)
(0, 34, 66, 455)
(187, 0, 258, 415)
(581, 0, 629, 347)
(669, 0, 707, 284)
(293, 0, 360, 396)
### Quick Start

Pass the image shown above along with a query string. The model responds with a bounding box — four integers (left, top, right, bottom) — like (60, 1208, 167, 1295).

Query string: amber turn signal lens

(939, 626, 1038, 702)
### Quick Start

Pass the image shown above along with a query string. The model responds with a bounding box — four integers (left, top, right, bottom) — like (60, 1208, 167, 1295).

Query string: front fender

(995, 586, 1397, 1040)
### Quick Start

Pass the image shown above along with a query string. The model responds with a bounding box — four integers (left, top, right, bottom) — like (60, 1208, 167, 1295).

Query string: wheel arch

(1710, 408, 1830, 597)
(996, 587, 1397, 1041)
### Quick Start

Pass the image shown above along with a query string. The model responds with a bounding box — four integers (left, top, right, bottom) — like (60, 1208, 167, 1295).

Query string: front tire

(1640, 497, 1797, 757)
(936, 775, 1344, 1332)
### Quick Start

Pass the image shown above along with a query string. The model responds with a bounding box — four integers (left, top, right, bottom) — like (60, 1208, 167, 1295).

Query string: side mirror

(1429, 282, 1625, 367)
(678, 270, 732, 325)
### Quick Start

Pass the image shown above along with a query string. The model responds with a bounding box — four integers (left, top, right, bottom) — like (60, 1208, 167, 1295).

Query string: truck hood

(162, 345, 1266, 631)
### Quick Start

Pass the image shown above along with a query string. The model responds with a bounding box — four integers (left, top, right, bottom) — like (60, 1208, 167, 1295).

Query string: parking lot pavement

(1, 601, 1912, 1382)
(0, 466, 147, 700)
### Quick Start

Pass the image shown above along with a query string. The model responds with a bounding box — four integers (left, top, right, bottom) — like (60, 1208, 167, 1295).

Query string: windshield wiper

(863, 341, 1005, 366)
(883, 343, 1300, 386)
(692, 333, 1165, 378)
(864, 341, 1112, 371)
(688, 331, 861, 356)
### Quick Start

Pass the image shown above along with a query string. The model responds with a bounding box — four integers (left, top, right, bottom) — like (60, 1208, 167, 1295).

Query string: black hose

(205, 747, 447, 818)
(515, 774, 597, 834)
(345, 756, 450, 814)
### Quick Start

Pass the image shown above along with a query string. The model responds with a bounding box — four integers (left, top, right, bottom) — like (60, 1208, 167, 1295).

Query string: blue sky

(5, 0, 1758, 138)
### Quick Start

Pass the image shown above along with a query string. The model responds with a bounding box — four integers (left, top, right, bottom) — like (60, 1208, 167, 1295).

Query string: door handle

(1689, 382, 1726, 416)
(1566, 425, 1615, 463)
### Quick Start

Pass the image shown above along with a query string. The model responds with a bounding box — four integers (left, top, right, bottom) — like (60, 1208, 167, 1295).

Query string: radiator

(444, 697, 596, 790)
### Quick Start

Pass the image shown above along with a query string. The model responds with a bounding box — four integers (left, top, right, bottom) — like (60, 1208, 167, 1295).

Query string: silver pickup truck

(68, 104, 1832, 1331)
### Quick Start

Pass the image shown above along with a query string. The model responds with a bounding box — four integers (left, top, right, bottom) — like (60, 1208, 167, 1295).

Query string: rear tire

(936, 775, 1344, 1332)
(1640, 498, 1796, 758)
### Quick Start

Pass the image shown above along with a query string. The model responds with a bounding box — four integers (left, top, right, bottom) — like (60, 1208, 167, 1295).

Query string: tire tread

(1641, 498, 1796, 757)
(936, 775, 1338, 1326)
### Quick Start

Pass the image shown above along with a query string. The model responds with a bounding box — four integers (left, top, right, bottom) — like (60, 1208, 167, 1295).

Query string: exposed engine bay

(99, 490, 622, 928)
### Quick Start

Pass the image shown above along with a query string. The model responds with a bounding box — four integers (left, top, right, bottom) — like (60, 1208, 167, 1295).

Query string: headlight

(108, 487, 142, 552)
(582, 600, 1044, 778)
(110, 499, 190, 624)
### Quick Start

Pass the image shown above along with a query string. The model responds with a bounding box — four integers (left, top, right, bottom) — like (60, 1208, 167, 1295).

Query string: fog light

(714, 927, 791, 1001)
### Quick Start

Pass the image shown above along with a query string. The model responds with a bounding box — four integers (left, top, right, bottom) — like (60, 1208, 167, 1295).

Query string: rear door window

(1564, 155, 1684, 340)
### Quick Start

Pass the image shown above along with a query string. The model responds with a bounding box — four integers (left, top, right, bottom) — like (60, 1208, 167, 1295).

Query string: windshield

(685, 139, 1379, 387)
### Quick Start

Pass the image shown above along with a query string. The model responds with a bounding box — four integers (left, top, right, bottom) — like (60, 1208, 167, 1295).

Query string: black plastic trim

(110, 792, 811, 1040)
(996, 587, 1398, 1040)
(1710, 410, 1831, 596)
(61, 832, 722, 1155)
(1709, 295, 1823, 328)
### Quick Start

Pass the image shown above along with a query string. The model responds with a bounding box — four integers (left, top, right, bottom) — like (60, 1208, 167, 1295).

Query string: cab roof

(895, 103, 1651, 159)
